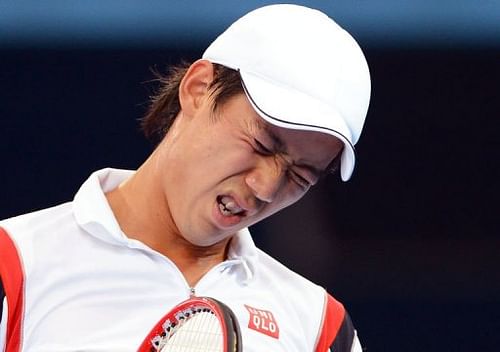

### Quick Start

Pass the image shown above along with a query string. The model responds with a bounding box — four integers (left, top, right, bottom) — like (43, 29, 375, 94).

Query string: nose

(245, 156, 285, 204)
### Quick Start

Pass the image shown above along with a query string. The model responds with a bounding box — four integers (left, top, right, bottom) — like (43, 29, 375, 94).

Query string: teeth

(219, 196, 243, 216)
(220, 196, 232, 205)
(219, 203, 232, 216)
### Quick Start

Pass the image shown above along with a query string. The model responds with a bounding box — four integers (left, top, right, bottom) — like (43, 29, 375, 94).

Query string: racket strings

(154, 306, 223, 352)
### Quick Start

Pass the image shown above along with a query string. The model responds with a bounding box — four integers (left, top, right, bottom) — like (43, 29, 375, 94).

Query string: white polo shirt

(0, 168, 361, 351)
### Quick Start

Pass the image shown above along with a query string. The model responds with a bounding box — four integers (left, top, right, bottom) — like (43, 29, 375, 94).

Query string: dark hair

(141, 62, 244, 145)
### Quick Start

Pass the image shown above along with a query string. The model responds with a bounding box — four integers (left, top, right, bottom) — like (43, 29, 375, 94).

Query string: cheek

(171, 148, 257, 202)
(204, 143, 257, 177)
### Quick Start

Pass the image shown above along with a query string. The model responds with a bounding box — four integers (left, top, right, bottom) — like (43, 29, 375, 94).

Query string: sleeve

(1, 296, 7, 350)
(0, 279, 4, 318)
(1, 281, 6, 349)
(315, 293, 362, 352)
(350, 330, 363, 352)
(0, 227, 25, 352)
(328, 310, 356, 352)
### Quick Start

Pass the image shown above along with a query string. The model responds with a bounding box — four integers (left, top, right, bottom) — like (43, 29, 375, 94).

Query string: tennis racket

(137, 296, 242, 352)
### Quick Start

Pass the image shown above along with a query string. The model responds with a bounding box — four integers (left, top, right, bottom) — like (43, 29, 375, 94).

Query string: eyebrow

(254, 118, 284, 150)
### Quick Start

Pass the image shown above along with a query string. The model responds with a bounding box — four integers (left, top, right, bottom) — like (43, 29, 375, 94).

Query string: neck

(105, 153, 230, 287)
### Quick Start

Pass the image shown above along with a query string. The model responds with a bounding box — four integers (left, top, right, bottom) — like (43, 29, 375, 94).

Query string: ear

(179, 60, 215, 118)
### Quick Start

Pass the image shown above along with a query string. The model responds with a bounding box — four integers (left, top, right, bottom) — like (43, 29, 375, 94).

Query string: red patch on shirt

(244, 304, 280, 339)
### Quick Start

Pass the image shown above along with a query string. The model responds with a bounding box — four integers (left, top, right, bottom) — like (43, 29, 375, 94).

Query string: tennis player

(0, 4, 370, 351)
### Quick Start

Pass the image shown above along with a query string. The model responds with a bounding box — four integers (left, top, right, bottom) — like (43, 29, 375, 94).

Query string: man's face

(159, 93, 343, 247)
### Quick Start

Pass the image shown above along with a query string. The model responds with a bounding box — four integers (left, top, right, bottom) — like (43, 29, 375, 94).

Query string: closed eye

(254, 138, 273, 156)
(288, 170, 311, 189)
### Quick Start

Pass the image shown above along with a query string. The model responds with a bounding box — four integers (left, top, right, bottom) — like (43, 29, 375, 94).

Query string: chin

(185, 233, 230, 248)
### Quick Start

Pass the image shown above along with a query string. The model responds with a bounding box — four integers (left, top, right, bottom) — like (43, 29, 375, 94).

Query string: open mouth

(217, 195, 246, 217)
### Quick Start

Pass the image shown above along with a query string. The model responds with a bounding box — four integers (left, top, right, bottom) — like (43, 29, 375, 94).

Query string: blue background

(1, 1, 499, 350)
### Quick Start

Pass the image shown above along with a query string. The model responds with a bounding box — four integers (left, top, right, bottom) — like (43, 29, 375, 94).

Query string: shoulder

(0, 202, 76, 274)
(254, 249, 326, 336)
(318, 293, 362, 352)
(254, 247, 330, 315)
(0, 204, 76, 352)
(253, 248, 361, 352)
(255, 247, 322, 291)
(1, 202, 74, 237)
(1, 202, 75, 241)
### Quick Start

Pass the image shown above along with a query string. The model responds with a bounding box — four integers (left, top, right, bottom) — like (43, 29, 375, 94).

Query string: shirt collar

(226, 227, 259, 284)
(73, 168, 135, 246)
(73, 167, 259, 282)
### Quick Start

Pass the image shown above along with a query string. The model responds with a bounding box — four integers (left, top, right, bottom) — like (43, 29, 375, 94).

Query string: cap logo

(244, 304, 280, 339)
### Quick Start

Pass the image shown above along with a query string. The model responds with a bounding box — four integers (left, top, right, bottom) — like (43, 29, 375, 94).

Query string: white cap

(203, 4, 371, 181)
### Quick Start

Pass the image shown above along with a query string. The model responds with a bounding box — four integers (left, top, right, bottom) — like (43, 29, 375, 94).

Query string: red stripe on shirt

(0, 227, 24, 352)
(315, 293, 345, 352)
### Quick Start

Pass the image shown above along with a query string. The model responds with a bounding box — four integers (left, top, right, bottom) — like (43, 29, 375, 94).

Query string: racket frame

(137, 296, 242, 352)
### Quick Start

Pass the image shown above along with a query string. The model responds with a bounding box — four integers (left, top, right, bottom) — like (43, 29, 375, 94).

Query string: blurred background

(1, 1, 499, 350)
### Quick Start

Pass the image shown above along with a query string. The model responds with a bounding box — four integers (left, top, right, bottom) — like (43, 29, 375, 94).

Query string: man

(0, 4, 370, 351)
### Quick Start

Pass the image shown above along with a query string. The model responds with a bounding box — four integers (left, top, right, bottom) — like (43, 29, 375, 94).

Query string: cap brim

(239, 70, 356, 181)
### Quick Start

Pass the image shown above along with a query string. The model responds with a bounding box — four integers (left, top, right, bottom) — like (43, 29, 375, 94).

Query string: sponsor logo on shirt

(244, 304, 280, 339)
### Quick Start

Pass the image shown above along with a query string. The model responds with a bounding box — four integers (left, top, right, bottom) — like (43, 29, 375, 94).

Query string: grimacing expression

(160, 91, 343, 247)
